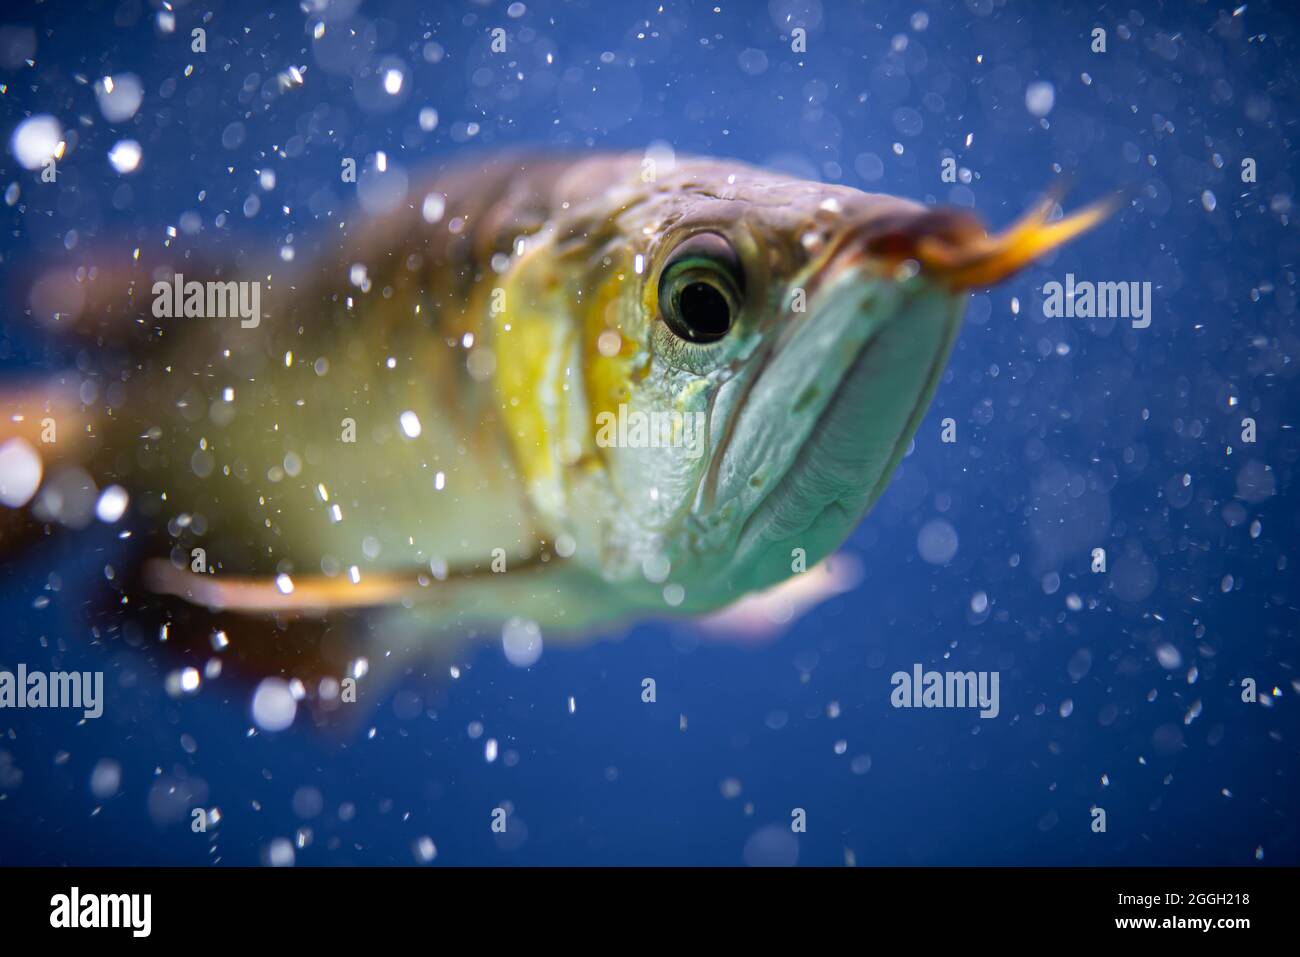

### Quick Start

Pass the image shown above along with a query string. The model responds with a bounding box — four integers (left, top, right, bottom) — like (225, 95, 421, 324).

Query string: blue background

(0, 0, 1296, 865)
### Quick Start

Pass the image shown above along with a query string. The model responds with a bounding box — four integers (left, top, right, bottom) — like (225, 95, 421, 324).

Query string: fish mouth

(693, 242, 959, 578)
(726, 268, 964, 573)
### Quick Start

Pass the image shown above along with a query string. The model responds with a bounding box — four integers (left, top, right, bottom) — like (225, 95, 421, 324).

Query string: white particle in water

(596, 330, 622, 357)
(94, 484, 129, 523)
(275, 573, 294, 595)
(95, 73, 143, 122)
(400, 410, 422, 438)
(421, 192, 445, 223)
(265, 837, 295, 867)
(89, 759, 122, 800)
(1155, 644, 1183, 670)
(251, 678, 297, 732)
(10, 116, 63, 170)
(107, 139, 142, 174)
(502, 617, 543, 667)
(0, 438, 42, 508)
(917, 519, 958, 564)
(413, 836, 437, 863)
(164, 666, 199, 697)
(1025, 81, 1055, 116)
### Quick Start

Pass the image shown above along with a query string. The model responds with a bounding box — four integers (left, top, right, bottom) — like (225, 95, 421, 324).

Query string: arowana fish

(0, 152, 1112, 678)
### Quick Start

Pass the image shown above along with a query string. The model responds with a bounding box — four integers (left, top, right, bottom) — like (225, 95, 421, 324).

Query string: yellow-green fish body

(2, 152, 1111, 656)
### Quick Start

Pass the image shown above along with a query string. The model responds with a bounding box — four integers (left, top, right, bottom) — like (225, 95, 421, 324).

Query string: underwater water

(0, 0, 1296, 869)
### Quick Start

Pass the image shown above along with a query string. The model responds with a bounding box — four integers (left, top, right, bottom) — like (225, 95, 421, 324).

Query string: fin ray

(918, 191, 1122, 289)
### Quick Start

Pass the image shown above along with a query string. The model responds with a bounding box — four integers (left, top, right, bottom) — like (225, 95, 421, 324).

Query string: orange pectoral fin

(143, 560, 425, 615)
(0, 376, 96, 463)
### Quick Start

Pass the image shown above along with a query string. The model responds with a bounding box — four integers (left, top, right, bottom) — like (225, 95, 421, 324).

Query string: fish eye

(657, 232, 744, 344)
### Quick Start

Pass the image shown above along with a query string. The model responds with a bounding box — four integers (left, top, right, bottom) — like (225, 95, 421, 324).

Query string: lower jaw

(731, 290, 965, 572)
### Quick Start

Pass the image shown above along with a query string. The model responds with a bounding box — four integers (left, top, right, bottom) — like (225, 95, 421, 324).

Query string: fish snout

(809, 206, 985, 292)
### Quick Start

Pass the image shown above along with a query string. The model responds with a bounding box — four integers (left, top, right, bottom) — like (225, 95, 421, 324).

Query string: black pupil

(677, 281, 731, 341)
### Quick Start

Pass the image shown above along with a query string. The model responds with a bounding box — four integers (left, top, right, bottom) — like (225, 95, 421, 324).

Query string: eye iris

(657, 231, 744, 346)
(675, 280, 731, 341)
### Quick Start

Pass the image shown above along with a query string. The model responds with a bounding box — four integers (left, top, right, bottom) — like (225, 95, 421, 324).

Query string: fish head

(515, 156, 1110, 612)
